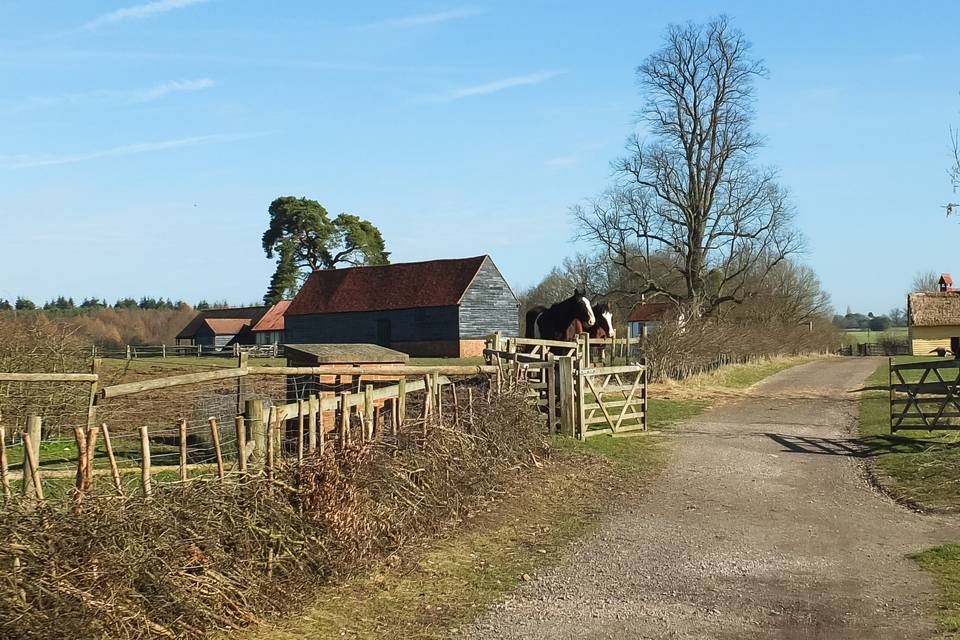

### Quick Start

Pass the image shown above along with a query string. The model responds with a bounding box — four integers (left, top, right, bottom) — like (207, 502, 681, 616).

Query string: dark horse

(525, 290, 596, 342)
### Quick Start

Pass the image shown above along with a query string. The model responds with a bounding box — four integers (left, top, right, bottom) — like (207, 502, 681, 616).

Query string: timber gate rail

(889, 358, 960, 431)
(484, 331, 648, 439)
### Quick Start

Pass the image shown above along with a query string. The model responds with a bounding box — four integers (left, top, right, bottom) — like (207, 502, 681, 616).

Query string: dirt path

(463, 359, 960, 639)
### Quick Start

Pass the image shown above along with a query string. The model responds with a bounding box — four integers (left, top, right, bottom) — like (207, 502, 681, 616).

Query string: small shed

(907, 292, 960, 356)
(626, 302, 673, 338)
(175, 306, 267, 348)
(252, 300, 291, 345)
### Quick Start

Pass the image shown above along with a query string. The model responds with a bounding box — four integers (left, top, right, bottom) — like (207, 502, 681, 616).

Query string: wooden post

(0, 426, 9, 501)
(641, 357, 648, 431)
(101, 424, 123, 495)
(397, 377, 406, 430)
(126, 345, 131, 360)
(245, 399, 265, 468)
(467, 387, 475, 433)
(85, 426, 98, 491)
(339, 392, 350, 447)
(235, 415, 247, 472)
(162, 344, 166, 358)
(86, 358, 101, 433)
(21, 431, 42, 501)
(451, 382, 461, 427)
(139, 425, 152, 497)
(308, 394, 318, 454)
(422, 375, 432, 420)
(433, 373, 442, 419)
(546, 354, 557, 434)
(208, 417, 224, 480)
(297, 399, 306, 461)
(558, 357, 575, 437)
(889, 357, 894, 433)
(178, 418, 188, 482)
(266, 410, 275, 480)
(364, 385, 374, 441)
(507, 340, 517, 390)
(576, 367, 586, 440)
(492, 330, 502, 353)
(236, 352, 249, 414)
(23, 416, 41, 498)
(73, 426, 89, 497)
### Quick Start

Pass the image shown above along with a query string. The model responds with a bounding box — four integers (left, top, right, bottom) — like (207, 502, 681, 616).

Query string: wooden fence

(484, 333, 648, 439)
(889, 358, 960, 431)
(91, 343, 283, 359)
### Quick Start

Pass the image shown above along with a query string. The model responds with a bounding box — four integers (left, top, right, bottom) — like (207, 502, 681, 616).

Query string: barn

(251, 300, 291, 345)
(283, 255, 518, 357)
(907, 290, 960, 356)
(175, 306, 266, 349)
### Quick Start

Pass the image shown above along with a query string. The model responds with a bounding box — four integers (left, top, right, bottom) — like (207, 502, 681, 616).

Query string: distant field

(842, 327, 908, 345)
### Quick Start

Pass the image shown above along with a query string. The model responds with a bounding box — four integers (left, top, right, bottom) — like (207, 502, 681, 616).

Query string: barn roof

(252, 300, 291, 333)
(286, 256, 491, 316)
(627, 302, 673, 322)
(908, 292, 960, 327)
(203, 318, 253, 335)
(175, 306, 267, 339)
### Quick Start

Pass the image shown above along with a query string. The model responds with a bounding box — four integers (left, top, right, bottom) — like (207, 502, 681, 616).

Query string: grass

(912, 544, 960, 634)
(843, 326, 908, 346)
(857, 356, 960, 511)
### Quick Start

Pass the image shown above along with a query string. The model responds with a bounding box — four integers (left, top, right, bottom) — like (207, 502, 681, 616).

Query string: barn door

(376, 319, 392, 347)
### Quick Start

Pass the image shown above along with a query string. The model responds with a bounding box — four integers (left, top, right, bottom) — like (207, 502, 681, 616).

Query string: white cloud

(544, 154, 578, 169)
(130, 78, 215, 102)
(2, 132, 262, 169)
(425, 70, 562, 103)
(85, 0, 211, 29)
(363, 7, 483, 29)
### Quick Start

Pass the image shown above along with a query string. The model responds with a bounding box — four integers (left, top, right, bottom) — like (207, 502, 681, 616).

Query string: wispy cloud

(423, 70, 562, 103)
(2, 132, 262, 169)
(363, 7, 483, 29)
(544, 154, 578, 169)
(85, 0, 211, 29)
(3, 78, 215, 111)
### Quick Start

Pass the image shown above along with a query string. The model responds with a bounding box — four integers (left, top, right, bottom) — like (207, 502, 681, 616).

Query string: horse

(585, 302, 615, 362)
(525, 289, 596, 343)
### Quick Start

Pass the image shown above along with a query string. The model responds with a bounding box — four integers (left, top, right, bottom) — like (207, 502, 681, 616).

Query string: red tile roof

(942, 274, 954, 286)
(175, 306, 267, 339)
(204, 318, 254, 335)
(252, 300, 291, 332)
(627, 302, 673, 322)
(286, 256, 489, 316)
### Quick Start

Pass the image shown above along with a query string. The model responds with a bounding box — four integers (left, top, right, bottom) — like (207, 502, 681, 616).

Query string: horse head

(592, 302, 615, 338)
(572, 288, 596, 327)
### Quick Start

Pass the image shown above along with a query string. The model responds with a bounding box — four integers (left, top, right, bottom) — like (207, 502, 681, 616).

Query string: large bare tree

(574, 17, 802, 316)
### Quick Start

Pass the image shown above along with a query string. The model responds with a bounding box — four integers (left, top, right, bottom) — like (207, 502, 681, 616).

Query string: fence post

(364, 385, 374, 441)
(558, 357, 575, 437)
(308, 394, 318, 453)
(0, 426, 9, 501)
(209, 417, 224, 480)
(178, 418, 188, 482)
(339, 392, 350, 446)
(397, 377, 406, 430)
(245, 399, 265, 469)
(86, 358, 101, 434)
(126, 345, 131, 360)
(297, 399, 306, 460)
(235, 415, 247, 472)
(139, 425, 152, 498)
(236, 352, 249, 414)
(546, 354, 557, 434)
(23, 416, 41, 498)
(101, 424, 124, 494)
(576, 366, 586, 439)
(641, 357, 648, 431)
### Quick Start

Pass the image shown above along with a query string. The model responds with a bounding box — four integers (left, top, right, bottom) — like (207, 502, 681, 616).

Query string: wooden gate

(890, 358, 960, 431)
(576, 364, 647, 438)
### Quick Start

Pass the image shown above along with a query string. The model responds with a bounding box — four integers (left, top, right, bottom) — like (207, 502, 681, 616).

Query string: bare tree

(574, 17, 802, 316)
(910, 269, 941, 293)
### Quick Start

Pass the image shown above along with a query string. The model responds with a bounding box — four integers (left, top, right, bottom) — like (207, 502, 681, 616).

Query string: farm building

(284, 255, 519, 357)
(174, 306, 266, 349)
(907, 291, 960, 356)
(627, 301, 673, 338)
(251, 300, 291, 345)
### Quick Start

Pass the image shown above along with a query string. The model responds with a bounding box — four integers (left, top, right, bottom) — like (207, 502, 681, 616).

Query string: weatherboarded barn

(284, 255, 518, 357)
(175, 306, 266, 348)
(907, 292, 960, 355)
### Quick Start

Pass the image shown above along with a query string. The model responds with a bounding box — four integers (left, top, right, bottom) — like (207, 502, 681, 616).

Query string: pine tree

(264, 241, 299, 305)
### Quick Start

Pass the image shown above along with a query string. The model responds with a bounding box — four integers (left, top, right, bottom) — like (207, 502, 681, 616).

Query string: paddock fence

(91, 343, 283, 360)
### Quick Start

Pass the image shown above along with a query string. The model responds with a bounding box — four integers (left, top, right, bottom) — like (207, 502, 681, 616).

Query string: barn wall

(909, 325, 960, 355)
(284, 305, 460, 347)
(458, 257, 519, 339)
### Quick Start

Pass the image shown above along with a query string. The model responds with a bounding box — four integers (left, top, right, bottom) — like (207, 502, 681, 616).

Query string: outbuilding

(907, 291, 960, 356)
(283, 255, 519, 357)
(174, 306, 266, 349)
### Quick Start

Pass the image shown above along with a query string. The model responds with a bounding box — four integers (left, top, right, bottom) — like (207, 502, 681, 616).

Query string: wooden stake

(178, 418, 188, 482)
(265, 415, 275, 480)
(339, 392, 350, 447)
(422, 375, 432, 420)
(85, 426, 99, 491)
(297, 399, 306, 461)
(467, 387, 475, 433)
(364, 384, 374, 441)
(433, 372, 442, 419)
(0, 426, 10, 500)
(23, 416, 41, 498)
(389, 397, 398, 435)
(397, 377, 406, 431)
(208, 417, 224, 480)
(101, 424, 123, 495)
(22, 430, 42, 500)
(308, 394, 318, 453)
(139, 426, 152, 497)
(451, 382, 461, 427)
(235, 415, 247, 473)
(73, 426, 89, 497)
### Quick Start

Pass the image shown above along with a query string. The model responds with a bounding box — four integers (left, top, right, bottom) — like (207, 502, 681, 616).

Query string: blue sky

(1, 1, 958, 314)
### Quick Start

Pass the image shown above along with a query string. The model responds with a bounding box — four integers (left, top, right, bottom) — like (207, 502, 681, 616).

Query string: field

(842, 326, 908, 345)
(857, 356, 960, 632)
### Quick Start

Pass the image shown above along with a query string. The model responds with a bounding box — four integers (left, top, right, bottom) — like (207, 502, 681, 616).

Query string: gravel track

(463, 359, 960, 639)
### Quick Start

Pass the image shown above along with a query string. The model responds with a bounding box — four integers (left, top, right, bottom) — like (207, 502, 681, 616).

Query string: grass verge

(912, 544, 960, 634)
